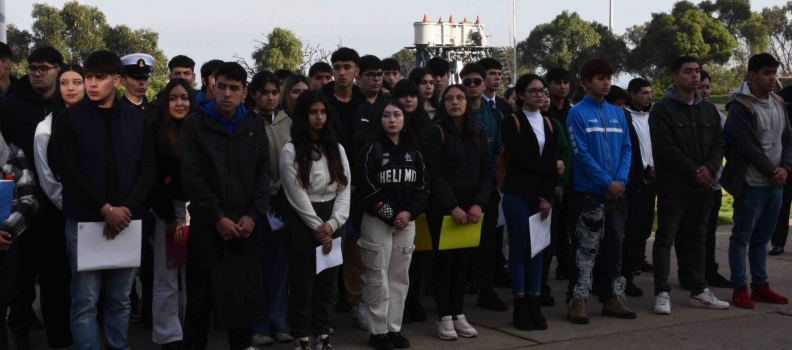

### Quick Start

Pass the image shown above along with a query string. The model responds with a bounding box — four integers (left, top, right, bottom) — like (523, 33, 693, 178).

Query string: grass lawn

(709, 94, 729, 104)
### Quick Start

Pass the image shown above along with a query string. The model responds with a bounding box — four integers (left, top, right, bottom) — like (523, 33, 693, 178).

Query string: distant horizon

(6, 0, 784, 86)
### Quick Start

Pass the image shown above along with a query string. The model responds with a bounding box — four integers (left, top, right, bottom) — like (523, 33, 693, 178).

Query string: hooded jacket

(0, 75, 19, 100)
(179, 104, 271, 228)
(320, 81, 366, 159)
(721, 82, 792, 198)
(567, 95, 632, 197)
(649, 84, 724, 195)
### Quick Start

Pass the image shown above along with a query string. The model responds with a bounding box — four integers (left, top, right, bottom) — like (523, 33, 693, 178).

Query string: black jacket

(649, 85, 724, 195)
(320, 82, 367, 156)
(119, 94, 156, 123)
(0, 76, 52, 181)
(409, 109, 434, 144)
(150, 118, 188, 223)
(356, 137, 429, 225)
(494, 96, 513, 120)
(0, 76, 18, 100)
(422, 122, 493, 213)
(624, 101, 652, 189)
(350, 92, 386, 173)
(547, 98, 572, 129)
(501, 110, 558, 201)
(180, 108, 271, 228)
(50, 98, 156, 221)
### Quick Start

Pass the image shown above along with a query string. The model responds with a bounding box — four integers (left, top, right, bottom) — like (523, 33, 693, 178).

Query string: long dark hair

(408, 67, 435, 108)
(391, 80, 431, 140)
(50, 64, 85, 118)
(290, 90, 348, 189)
(156, 78, 196, 157)
(366, 99, 419, 151)
(435, 84, 480, 148)
(244, 70, 280, 111)
(280, 74, 310, 115)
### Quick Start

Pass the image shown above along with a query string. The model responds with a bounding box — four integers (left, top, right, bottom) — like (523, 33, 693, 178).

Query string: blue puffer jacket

(567, 95, 632, 196)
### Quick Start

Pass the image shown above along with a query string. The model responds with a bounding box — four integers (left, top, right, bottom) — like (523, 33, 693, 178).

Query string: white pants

(152, 201, 189, 344)
(359, 213, 415, 334)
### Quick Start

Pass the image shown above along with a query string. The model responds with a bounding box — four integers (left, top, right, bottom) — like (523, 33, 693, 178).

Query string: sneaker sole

(688, 301, 730, 309)
(566, 314, 590, 324)
(602, 309, 638, 319)
(437, 332, 458, 341)
(654, 308, 671, 315)
(456, 332, 478, 338)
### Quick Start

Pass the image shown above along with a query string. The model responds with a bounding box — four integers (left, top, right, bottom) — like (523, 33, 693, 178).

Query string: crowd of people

(0, 39, 790, 350)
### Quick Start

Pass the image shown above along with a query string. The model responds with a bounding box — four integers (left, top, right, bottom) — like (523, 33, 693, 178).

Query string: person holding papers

(501, 74, 560, 331)
(148, 78, 194, 349)
(49, 50, 156, 350)
(280, 90, 351, 350)
(422, 84, 493, 341)
(179, 62, 270, 350)
(356, 100, 429, 350)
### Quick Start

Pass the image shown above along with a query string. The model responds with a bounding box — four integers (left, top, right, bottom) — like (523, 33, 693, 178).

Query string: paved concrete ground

(22, 224, 792, 349)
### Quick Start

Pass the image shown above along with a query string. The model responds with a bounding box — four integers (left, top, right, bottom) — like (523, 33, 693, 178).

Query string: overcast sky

(7, 0, 783, 75)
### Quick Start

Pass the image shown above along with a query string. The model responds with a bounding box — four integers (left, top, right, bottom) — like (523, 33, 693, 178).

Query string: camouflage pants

(566, 194, 628, 304)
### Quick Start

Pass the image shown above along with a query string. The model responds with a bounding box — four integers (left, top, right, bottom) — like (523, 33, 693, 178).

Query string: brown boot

(566, 297, 589, 324)
(602, 296, 637, 319)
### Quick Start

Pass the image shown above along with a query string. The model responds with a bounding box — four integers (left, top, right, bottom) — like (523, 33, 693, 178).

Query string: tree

(7, 24, 34, 77)
(584, 22, 630, 75)
(390, 49, 414, 78)
(624, 24, 647, 49)
(517, 11, 599, 76)
(626, 2, 737, 81)
(762, 2, 792, 75)
(251, 28, 303, 73)
(698, 0, 752, 33)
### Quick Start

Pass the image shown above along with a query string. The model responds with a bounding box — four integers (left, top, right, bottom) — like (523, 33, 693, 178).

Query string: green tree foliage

(517, 11, 599, 77)
(6, 24, 34, 78)
(390, 48, 415, 78)
(702, 63, 745, 95)
(762, 2, 792, 75)
(251, 28, 303, 72)
(626, 2, 737, 81)
(11, 2, 170, 99)
(698, 0, 752, 33)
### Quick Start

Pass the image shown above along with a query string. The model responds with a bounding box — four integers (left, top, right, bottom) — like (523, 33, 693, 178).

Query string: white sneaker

(294, 337, 311, 350)
(252, 332, 274, 346)
(314, 334, 334, 350)
(654, 292, 671, 315)
(350, 302, 368, 331)
(241, 347, 260, 350)
(689, 288, 730, 309)
(437, 316, 458, 340)
(275, 331, 294, 343)
(453, 314, 478, 338)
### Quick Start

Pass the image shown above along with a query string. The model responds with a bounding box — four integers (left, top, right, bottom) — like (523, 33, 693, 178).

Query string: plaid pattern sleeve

(0, 143, 40, 239)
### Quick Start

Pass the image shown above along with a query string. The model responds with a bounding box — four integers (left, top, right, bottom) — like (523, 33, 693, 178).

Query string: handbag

(210, 239, 267, 330)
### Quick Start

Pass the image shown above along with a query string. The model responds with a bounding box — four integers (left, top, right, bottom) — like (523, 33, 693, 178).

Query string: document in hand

(529, 210, 552, 258)
(438, 214, 484, 250)
(315, 237, 343, 274)
(77, 220, 142, 272)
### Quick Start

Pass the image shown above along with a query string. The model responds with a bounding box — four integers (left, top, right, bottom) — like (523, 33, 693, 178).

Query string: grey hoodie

(727, 82, 786, 186)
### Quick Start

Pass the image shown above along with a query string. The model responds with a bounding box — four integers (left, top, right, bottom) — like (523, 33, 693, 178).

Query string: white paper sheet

(266, 207, 284, 232)
(316, 237, 343, 274)
(77, 220, 142, 272)
(529, 210, 552, 258)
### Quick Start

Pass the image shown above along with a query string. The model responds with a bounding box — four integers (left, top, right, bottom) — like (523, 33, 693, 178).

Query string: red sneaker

(751, 283, 789, 305)
(733, 285, 754, 309)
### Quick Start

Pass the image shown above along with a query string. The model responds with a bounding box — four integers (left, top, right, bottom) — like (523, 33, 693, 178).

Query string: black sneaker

(388, 332, 410, 349)
(625, 281, 644, 297)
(368, 334, 394, 350)
(769, 246, 784, 256)
(294, 338, 311, 350)
(476, 289, 509, 311)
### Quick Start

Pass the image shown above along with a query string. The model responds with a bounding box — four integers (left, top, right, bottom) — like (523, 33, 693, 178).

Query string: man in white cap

(120, 53, 155, 115)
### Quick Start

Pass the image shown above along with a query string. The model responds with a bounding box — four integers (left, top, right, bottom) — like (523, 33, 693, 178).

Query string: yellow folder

(414, 213, 484, 251)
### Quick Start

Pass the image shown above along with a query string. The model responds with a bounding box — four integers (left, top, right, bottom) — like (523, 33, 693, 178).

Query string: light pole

(609, 0, 614, 32)
(512, 0, 517, 84)
(0, 0, 6, 43)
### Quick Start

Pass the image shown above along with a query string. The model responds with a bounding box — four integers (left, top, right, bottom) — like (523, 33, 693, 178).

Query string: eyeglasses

(463, 78, 483, 86)
(27, 65, 59, 75)
(362, 71, 384, 79)
(527, 88, 550, 96)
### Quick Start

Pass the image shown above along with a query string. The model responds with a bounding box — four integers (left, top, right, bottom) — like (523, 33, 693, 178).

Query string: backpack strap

(544, 117, 554, 134)
(511, 114, 520, 133)
(434, 124, 445, 146)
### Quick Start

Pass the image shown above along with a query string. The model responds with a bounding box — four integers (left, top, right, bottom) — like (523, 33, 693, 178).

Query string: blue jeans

(253, 223, 289, 335)
(65, 220, 137, 350)
(729, 186, 783, 289)
(502, 194, 544, 296)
